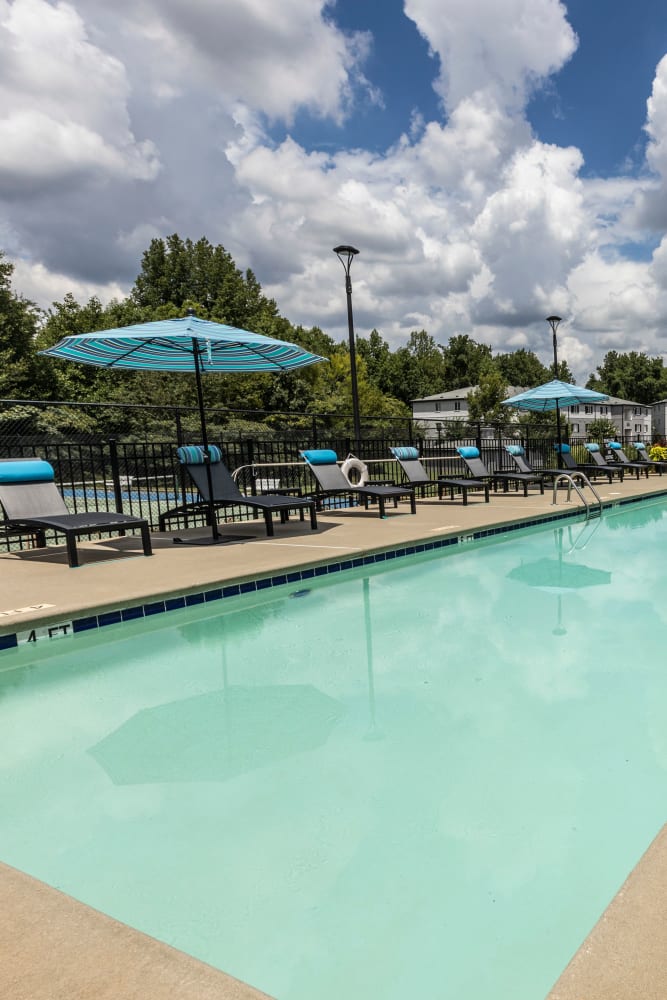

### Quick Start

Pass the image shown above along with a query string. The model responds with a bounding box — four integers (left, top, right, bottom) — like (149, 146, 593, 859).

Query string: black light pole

(333, 245, 361, 450)
(547, 315, 563, 468)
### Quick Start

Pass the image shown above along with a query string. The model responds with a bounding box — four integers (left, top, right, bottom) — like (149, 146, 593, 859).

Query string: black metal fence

(0, 397, 649, 551)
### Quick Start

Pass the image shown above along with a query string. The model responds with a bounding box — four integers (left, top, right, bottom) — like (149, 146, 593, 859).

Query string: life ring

(341, 454, 369, 487)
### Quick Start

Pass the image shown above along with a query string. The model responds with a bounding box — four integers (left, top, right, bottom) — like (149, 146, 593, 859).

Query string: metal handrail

(551, 472, 603, 519)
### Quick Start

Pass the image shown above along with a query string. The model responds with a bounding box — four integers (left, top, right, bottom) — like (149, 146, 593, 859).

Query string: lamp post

(333, 245, 361, 450)
(547, 315, 563, 467)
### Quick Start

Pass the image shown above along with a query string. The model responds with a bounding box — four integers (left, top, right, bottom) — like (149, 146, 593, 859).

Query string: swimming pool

(1, 498, 666, 999)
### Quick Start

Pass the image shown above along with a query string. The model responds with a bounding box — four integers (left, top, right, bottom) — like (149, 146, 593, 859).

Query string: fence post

(476, 423, 482, 453)
(108, 438, 124, 513)
(175, 408, 184, 446)
(311, 414, 318, 449)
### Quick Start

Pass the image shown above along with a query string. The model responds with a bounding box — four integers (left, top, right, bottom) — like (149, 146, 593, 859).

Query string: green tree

(0, 252, 54, 399)
(441, 334, 493, 389)
(586, 417, 619, 443)
(495, 349, 550, 387)
(466, 368, 510, 423)
(587, 350, 667, 403)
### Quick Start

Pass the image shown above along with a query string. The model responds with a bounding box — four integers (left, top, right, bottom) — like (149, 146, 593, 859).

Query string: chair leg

(140, 523, 153, 557)
(65, 532, 79, 568)
(378, 496, 386, 517)
(409, 491, 416, 514)
(461, 488, 468, 506)
(263, 510, 275, 537)
(309, 504, 318, 531)
(484, 485, 490, 503)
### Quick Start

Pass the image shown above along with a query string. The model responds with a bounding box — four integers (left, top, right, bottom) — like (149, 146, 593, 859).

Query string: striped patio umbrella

(40, 313, 327, 541)
(501, 379, 608, 467)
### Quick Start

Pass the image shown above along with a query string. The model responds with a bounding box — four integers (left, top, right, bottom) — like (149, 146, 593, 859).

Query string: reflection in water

(507, 526, 611, 636)
(362, 577, 383, 741)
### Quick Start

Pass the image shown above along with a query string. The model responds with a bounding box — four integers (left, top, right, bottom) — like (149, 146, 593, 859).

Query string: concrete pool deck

(1, 471, 667, 999)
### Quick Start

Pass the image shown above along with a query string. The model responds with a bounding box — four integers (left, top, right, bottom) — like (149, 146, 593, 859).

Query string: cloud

(404, 0, 578, 112)
(3, 0, 667, 383)
(0, 0, 159, 195)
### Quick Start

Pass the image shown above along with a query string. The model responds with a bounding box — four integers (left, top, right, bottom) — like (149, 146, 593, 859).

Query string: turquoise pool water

(2, 500, 667, 999)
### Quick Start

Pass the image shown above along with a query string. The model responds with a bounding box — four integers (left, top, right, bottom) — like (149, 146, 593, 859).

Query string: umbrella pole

(555, 401, 563, 469)
(193, 339, 220, 540)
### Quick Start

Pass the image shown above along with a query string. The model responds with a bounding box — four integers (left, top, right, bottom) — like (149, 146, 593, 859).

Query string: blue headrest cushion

(634, 442, 646, 450)
(0, 459, 55, 484)
(554, 443, 570, 453)
(176, 445, 222, 465)
(585, 443, 599, 453)
(457, 446, 480, 459)
(391, 446, 420, 460)
(505, 445, 524, 456)
(301, 449, 338, 465)
(607, 441, 621, 449)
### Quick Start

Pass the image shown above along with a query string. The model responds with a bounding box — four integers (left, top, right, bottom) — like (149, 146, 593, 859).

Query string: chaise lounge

(301, 449, 416, 517)
(158, 445, 318, 537)
(456, 446, 545, 496)
(389, 446, 489, 504)
(0, 457, 152, 568)
(554, 443, 623, 483)
(605, 441, 650, 479)
(634, 442, 667, 473)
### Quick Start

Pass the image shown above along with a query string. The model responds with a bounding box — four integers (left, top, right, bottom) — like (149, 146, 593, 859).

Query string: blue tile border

(4, 488, 667, 654)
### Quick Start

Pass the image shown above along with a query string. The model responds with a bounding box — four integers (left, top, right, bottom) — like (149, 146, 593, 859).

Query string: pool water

(2, 500, 667, 999)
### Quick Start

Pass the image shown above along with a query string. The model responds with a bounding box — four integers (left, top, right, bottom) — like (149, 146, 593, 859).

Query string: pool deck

(2, 471, 667, 999)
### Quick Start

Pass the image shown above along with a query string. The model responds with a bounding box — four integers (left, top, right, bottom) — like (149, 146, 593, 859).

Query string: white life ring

(341, 454, 369, 487)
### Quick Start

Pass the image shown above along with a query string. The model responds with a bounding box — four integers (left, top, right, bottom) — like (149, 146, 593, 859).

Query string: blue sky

(3, 0, 667, 380)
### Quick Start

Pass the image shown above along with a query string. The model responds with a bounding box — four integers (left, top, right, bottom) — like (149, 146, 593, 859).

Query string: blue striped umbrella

(502, 379, 608, 466)
(501, 379, 608, 412)
(40, 313, 327, 541)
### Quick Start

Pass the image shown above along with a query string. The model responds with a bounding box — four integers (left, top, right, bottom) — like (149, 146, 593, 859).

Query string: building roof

(412, 385, 525, 404)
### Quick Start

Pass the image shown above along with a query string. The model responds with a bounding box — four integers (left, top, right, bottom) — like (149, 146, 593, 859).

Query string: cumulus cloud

(4, 0, 667, 380)
(0, 0, 159, 194)
(404, 0, 578, 112)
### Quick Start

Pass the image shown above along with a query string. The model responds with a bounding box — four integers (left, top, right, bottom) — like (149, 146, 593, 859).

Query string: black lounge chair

(0, 457, 152, 568)
(301, 449, 416, 517)
(582, 443, 626, 482)
(634, 443, 667, 474)
(456, 447, 545, 496)
(605, 442, 650, 479)
(554, 444, 623, 484)
(159, 445, 317, 537)
(389, 446, 489, 504)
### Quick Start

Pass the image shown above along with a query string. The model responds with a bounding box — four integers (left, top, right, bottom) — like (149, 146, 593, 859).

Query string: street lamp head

(333, 245, 360, 274)
(546, 315, 562, 331)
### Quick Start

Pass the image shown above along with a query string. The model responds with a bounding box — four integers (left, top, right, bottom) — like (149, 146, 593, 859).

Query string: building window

(454, 400, 461, 411)
(635, 423, 642, 433)
(570, 405, 580, 414)
(584, 405, 593, 414)
(571, 423, 580, 433)
(435, 402, 441, 412)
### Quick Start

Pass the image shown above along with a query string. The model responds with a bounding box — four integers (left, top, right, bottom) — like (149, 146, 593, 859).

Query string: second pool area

(1, 498, 667, 999)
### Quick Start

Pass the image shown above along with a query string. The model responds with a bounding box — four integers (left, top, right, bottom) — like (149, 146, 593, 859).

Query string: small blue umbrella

(40, 312, 327, 540)
(502, 379, 609, 467)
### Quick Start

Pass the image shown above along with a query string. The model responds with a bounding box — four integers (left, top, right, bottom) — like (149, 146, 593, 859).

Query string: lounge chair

(301, 449, 416, 517)
(0, 457, 152, 568)
(583, 443, 626, 482)
(554, 444, 623, 484)
(389, 446, 489, 504)
(604, 442, 650, 479)
(634, 442, 667, 474)
(456, 446, 545, 496)
(158, 445, 317, 536)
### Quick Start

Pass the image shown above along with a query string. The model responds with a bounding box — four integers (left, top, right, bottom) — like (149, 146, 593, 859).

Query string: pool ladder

(551, 472, 603, 520)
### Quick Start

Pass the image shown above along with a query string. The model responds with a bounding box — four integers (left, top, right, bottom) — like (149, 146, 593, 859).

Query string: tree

(587, 350, 667, 403)
(441, 334, 493, 389)
(586, 417, 619, 443)
(0, 252, 54, 399)
(495, 349, 550, 388)
(466, 368, 510, 423)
